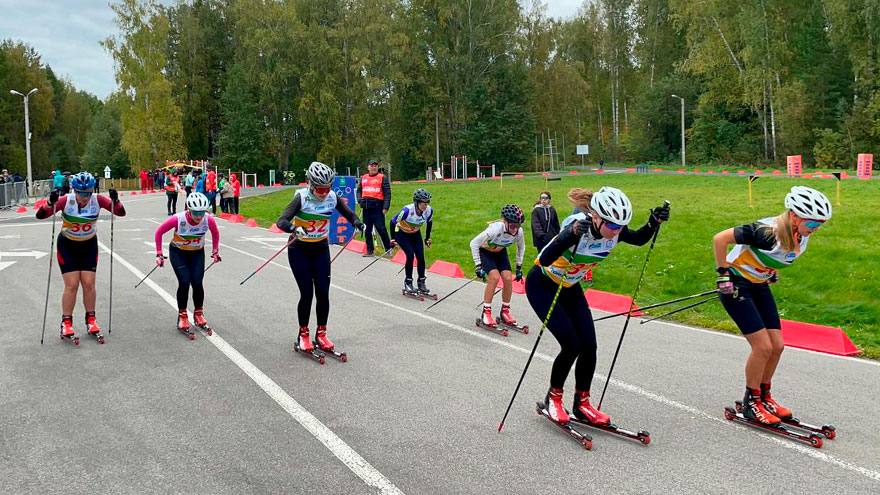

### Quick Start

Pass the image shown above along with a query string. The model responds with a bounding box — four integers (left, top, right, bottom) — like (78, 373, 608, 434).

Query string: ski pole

(204, 259, 219, 273)
(240, 235, 298, 285)
(498, 276, 566, 432)
(640, 295, 719, 325)
(135, 257, 167, 288)
(473, 287, 503, 309)
(39, 200, 58, 345)
(593, 289, 718, 322)
(598, 200, 669, 410)
(108, 198, 116, 334)
(330, 229, 360, 265)
(425, 276, 479, 311)
(355, 244, 396, 276)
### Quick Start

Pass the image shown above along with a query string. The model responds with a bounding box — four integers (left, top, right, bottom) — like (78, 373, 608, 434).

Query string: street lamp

(671, 94, 686, 167)
(10, 88, 39, 198)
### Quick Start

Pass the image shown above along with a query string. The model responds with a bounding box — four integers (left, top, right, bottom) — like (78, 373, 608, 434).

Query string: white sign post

(103, 166, 111, 179)
(576, 144, 589, 166)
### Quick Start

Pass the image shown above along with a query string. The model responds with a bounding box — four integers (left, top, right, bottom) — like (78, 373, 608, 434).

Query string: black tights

(288, 241, 331, 327)
(525, 266, 598, 391)
(169, 245, 205, 310)
(166, 192, 178, 214)
(394, 230, 425, 280)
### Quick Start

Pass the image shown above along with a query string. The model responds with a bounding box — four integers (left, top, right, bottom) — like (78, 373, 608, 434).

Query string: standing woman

(470, 204, 526, 329)
(713, 186, 832, 425)
(165, 171, 181, 216)
(276, 162, 364, 354)
(230, 173, 241, 214)
(527, 187, 668, 424)
(154, 192, 221, 337)
(531, 191, 560, 252)
(389, 188, 434, 296)
(35, 172, 126, 342)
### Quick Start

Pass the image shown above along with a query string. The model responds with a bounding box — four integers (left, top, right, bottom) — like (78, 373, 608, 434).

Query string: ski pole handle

(240, 235, 297, 285)
(135, 259, 165, 289)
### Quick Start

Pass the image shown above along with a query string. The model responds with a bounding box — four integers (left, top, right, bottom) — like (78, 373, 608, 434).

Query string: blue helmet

(70, 172, 96, 191)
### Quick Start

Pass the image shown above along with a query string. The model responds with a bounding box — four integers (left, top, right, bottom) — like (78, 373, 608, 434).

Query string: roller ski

(60, 316, 80, 346)
(294, 327, 325, 364)
(85, 312, 105, 344)
(402, 278, 424, 301)
(734, 400, 836, 440)
(568, 390, 650, 445)
(177, 310, 196, 341)
(535, 388, 592, 450)
(313, 325, 347, 362)
(724, 390, 823, 448)
(416, 277, 439, 301)
(192, 308, 213, 336)
(476, 305, 508, 336)
(497, 304, 529, 334)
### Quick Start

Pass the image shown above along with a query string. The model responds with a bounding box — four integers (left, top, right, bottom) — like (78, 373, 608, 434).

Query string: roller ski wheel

(90, 333, 106, 344)
(419, 292, 439, 301)
(498, 322, 529, 334)
(60, 333, 80, 346)
(402, 289, 424, 301)
(294, 341, 326, 365)
(724, 406, 823, 448)
(475, 318, 508, 337)
(735, 401, 836, 440)
(568, 417, 651, 446)
(535, 401, 592, 450)
(177, 312, 195, 341)
(193, 310, 212, 336)
(315, 342, 348, 362)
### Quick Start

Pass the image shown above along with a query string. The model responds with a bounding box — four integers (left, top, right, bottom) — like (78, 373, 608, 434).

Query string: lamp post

(10, 88, 39, 198)
(671, 94, 685, 167)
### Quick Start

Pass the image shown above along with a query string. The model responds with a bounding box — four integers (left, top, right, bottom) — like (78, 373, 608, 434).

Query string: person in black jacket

(356, 159, 392, 256)
(531, 191, 560, 251)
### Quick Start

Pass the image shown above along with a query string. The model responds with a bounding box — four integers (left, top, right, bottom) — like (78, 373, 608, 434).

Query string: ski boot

(741, 388, 781, 425)
(60, 315, 79, 346)
(569, 389, 651, 445)
(193, 308, 213, 336)
(177, 310, 195, 340)
(294, 326, 324, 364)
(725, 388, 823, 448)
(476, 304, 507, 336)
(314, 325, 347, 362)
(417, 277, 438, 300)
(402, 278, 423, 301)
(498, 303, 529, 334)
(761, 383, 792, 420)
(85, 311, 105, 344)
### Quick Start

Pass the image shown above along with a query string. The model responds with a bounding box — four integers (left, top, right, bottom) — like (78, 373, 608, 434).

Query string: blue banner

(329, 175, 357, 244)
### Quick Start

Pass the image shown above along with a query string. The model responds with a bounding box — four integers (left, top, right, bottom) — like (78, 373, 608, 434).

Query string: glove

(424, 238, 432, 248)
(109, 188, 119, 202)
(49, 189, 59, 205)
(353, 219, 365, 233)
(156, 254, 165, 268)
(573, 219, 591, 236)
(390, 239, 398, 248)
(650, 203, 670, 225)
(212, 252, 222, 263)
(768, 272, 778, 284)
(294, 226, 307, 238)
(475, 264, 487, 280)
(515, 265, 523, 282)
(716, 268, 734, 295)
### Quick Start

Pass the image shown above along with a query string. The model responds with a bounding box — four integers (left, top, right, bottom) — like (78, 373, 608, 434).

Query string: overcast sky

(0, 0, 583, 100)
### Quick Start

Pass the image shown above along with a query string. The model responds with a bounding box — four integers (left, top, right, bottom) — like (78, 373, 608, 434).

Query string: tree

(82, 97, 130, 177)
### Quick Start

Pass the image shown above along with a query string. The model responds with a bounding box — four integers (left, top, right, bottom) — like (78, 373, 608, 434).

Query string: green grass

(242, 174, 880, 359)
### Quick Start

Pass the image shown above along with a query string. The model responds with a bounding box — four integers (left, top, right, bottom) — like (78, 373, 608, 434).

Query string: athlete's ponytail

(568, 188, 593, 213)
(773, 211, 798, 253)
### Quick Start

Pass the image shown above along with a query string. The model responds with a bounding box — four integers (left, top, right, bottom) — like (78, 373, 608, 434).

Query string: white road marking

(97, 240, 405, 495)
(0, 250, 47, 259)
(0, 261, 15, 271)
(220, 239, 880, 483)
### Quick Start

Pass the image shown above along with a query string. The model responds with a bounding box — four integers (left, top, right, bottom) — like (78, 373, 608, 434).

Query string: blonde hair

(773, 211, 798, 253)
(568, 188, 593, 212)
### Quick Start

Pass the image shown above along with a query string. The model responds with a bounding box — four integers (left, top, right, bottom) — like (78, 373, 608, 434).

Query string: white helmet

(590, 186, 633, 226)
(186, 192, 210, 212)
(306, 161, 336, 187)
(784, 186, 832, 221)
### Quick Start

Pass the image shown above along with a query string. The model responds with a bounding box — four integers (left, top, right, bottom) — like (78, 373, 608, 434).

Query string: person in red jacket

(205, 169, 218, 213)
(230, 173, 241, 214)
(139, 169, 148, 193)
(356, 159, 392, 256)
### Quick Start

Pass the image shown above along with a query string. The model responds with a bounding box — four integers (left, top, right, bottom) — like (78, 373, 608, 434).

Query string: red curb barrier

(269, 223, 285, 233)
(428, 260, 465, 278)
(586, 289, 641, 316)
(781, 320, 861, 356)
(569, 170, 578, 175)
(246, 218, 258, 227)
(345, 239, 367, 254)
(16, 206, 27, 213)
(391, 249, 417, 266)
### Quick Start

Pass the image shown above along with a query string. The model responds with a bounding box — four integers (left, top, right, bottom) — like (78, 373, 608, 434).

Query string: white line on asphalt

(96, 240, 405, 495)
(220, 239, 880, 483)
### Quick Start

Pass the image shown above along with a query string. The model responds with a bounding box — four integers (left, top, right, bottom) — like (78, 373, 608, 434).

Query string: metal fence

(0, 181, 28, 209)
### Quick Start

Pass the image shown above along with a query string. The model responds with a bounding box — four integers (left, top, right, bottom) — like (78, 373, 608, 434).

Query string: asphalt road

(1, 188, 878, 494)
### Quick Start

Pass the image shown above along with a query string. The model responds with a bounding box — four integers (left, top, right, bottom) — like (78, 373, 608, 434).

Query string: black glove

(424, 238, 432, 248)
(353, 219, 365, 233)
(515, 265, 523, 282)
(768, 272, 778, 284)
(49, 189, 59, 205)
(475, 264, 487, 280)
(573, 219, 591, 236)
(109, 188, 119, 202)
(650, 203, 670, 225)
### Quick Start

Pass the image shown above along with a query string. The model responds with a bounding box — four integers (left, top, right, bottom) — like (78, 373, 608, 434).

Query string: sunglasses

(75, 190, 93, 197)
(313, 186, 331, 195)
(540, 195, 550, 200)
(603, 221, 623, 231)
(803, 220, 824, 229)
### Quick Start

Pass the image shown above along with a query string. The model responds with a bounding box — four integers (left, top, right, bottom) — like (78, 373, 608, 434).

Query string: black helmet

(501, 204, 524, 224)
(413, 188, 432, 203)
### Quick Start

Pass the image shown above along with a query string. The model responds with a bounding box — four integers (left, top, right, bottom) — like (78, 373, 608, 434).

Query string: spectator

(230, 173, 241, 214)
(219, 174, 231, 213)
(531, 190, 560, 251)
(195, 171, 206, 194)
(156, 169, 166, 190)
(1, 169, 10, 184)
(52, 168, 64, 192)
(140, 168, 148, 193)
(356, 159, 392, 256)
(184, 170, 195, 198)
(205, 168, 217, 213)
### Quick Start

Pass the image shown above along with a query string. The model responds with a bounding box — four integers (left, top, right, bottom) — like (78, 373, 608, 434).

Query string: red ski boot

(761, 383, 793, 420)
(476, 304, 507, 336)
(193, 308, 212, 335)
(315, 325, 334, 351)
(544, 387, 570, 424)
(60, 315, 79, 345)
(296, 326, 314, 353)
(499, 304, 517, 326)
(742, 388, 781, 425)
(572, 389, 611, 426)
(178, 310, 195, 340)
(85, 311, 105, 344)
